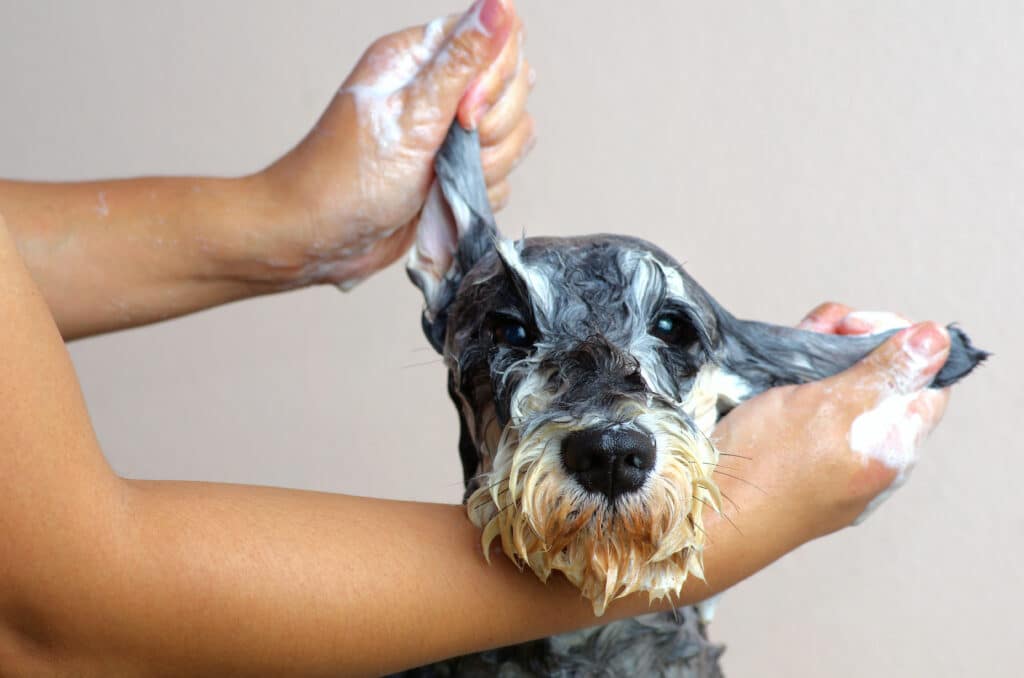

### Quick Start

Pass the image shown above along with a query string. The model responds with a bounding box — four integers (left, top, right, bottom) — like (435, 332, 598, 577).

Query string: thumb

(829, 322, 952, 524)
(825, 322, 952, 406)
(405, 0, 513, 131)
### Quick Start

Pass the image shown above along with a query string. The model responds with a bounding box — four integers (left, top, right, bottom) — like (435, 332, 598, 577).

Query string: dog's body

(397, 125, 985, 677)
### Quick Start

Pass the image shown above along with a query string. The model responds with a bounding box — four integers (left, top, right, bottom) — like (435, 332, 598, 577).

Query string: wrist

(192, 170, 324, 294)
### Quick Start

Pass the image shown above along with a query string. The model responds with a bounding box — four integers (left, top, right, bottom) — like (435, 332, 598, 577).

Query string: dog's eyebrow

(494, 238, 555, 322)
(622, 249, 700, 317)
(488, 306, 530, 324)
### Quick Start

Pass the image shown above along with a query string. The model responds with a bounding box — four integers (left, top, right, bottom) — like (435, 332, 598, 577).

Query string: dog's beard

(467, 395, 721, 616)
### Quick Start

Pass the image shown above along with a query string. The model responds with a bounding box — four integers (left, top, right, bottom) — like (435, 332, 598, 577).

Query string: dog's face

(436, 234, 744, 614)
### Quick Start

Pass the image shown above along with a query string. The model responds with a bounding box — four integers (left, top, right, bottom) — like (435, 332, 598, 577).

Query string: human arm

(0, 0, 533, 340)
(0, 204, 953, 675)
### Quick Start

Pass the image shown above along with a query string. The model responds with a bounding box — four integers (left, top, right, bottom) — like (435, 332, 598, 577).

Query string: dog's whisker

(482, 477, 509, 492)
(690, 516, 711, 541)
(718, 490, 741, 513)
(695, 497, 742, 536)
(715, 452, 753, 460)
(400, 358, 446, 369)
(701, 461, 741, 471)
(711, 469, 767, 495)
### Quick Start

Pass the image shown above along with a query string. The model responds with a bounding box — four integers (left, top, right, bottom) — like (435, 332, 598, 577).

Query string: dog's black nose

(561, 426, 657, 500)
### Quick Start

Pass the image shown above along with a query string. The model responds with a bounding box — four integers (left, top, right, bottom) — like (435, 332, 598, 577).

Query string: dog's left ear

(407, 124, 498, 352)
(714, 306, 988, 394)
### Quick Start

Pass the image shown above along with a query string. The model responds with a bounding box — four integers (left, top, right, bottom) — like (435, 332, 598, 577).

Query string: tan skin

(0, 1, 954, 675)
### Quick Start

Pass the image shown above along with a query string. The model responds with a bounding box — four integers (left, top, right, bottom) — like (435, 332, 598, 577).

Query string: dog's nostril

(561, 426, 656, 500)
(626, 453, 647, 470)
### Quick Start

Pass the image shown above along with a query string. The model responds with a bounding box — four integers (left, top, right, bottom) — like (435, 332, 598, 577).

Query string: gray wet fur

(398, 608, 723, 678)
(398, 125, 987, 677)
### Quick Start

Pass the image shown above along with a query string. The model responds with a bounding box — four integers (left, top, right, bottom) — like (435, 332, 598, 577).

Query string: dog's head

(406, 131, 740, 614)
(407, 125, 987, 615)
(419, 232, 731, 614)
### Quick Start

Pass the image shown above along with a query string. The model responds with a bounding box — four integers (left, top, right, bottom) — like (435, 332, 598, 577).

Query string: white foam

(454, 0, 492, 39)
(341, 15, 450, 152)
(849, 389, 939, 524)
(849, 392, 921, 470)
(845, 311, 911, 334)
(95, 191, 109, 217)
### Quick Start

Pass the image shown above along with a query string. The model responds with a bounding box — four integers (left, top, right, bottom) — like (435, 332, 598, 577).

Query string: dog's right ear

(407, 124, 499, 352)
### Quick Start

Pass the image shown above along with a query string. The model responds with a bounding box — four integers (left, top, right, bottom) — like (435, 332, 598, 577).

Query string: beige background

(1, 0, 1019, 675)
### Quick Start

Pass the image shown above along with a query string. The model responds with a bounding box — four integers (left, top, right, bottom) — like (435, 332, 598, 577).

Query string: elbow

(0, 597, 65, 677)
(0, 476, 133, 675)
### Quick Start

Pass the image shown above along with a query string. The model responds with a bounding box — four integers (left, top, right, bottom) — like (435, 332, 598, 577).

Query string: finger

(797, 302, 853, 333)
(458, 6, 523, 129)
(825, 322, 952, 406)
(488, 180, 511, 212)
(481, 114, 536, 186)
(836, 310, 912, 336)
(478, 57, 532, 146)
(404, 0, 515, 131)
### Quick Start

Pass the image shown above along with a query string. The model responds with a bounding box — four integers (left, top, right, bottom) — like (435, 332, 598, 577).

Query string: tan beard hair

(467, 405, 721, 616)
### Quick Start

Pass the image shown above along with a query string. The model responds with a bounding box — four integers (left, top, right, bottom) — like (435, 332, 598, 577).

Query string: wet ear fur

(712, 300, 988, 394)
(407, 123, 499, 352)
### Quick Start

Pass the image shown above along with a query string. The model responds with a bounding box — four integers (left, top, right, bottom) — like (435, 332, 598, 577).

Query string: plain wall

(1, 1, 1019, 675)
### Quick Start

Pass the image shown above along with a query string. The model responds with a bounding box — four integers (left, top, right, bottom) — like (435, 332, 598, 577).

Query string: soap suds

(453, 0, 492, 39)
(341, 15, 449, 152)
(844, 311, 911, 334)
(849, 392, 922, 471)
(95, 191, 109, 217)
(846, 324, 946, 523)
(849, 386, 942, 524)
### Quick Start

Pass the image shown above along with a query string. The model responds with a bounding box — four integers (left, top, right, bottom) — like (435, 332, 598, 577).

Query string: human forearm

(1, 2, 532, 342)
(6, 477, 779, 677)
(0, 246, 781, 677)
(0, 175, 291, 339)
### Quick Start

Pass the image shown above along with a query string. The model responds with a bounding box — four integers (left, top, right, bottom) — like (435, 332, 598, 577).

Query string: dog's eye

(492, 320, 533, 348)
(650, 313, 699, 346)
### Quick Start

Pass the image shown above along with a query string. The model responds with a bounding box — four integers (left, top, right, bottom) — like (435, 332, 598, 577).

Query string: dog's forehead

(520, 235, 678, 283)
(516, 235, 705, 312)
(452, 234, 713, 342)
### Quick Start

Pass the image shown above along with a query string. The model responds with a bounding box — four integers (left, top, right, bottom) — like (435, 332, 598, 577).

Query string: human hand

(249, 0, 533, 290)
(708, 303, 951, 555)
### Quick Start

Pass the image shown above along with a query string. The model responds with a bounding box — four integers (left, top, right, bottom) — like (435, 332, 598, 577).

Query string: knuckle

(447, 32, 489, 70)
(365, 34, 396, 57)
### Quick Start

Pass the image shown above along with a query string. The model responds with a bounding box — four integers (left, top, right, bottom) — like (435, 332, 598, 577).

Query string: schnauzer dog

(400, 125, 985, 676)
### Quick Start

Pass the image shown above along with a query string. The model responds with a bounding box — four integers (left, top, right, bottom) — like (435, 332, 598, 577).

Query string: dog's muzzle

(468, 392, 721, 616)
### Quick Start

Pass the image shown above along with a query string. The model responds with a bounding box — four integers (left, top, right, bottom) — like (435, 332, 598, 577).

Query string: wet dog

(401, 124, 985, 676)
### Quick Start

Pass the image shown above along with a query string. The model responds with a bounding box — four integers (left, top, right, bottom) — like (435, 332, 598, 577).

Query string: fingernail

(905, 322, 946, 361)
(479, 0, 508, 34)
(838, 316, 874, 335)
(891, 322, 948, 393)
(454, 0, 488, 38)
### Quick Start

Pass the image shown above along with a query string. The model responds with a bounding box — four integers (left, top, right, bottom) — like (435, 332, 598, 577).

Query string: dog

(399, 124, 986, 676)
